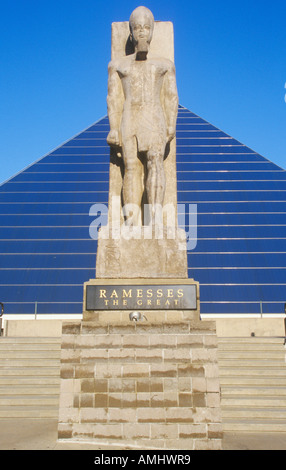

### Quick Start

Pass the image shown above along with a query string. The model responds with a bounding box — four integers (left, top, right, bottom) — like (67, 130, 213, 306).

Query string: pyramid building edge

(0, 105, 285, 322)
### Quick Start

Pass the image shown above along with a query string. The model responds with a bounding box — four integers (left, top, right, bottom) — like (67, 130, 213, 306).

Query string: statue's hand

(167, 126, 176, 143)
(107, 129, 121, 146)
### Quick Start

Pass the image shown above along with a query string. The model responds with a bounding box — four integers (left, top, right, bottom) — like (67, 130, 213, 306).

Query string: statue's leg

(122, 137, 143, 226)
(146, 146, 166, 223)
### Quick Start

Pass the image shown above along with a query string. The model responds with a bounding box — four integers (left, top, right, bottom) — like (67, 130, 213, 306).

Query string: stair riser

(222, 423, 286, 433)
(0, 360, 60, 367)
(0, 338, 60, 344)
(0, 369, 59, 377)
(219, 369, 286, 377)
(0, 410, 59, 419)
(222, 409, 286, 419)
(222, 397, 286, 407)
(218, 361, 286, 368)
(0, 344, 61, 351)
(0, 387, 60, 395)
(220, 378, 286, 386)
(0, 352, 61, 359)
(219, 345, 285, 350)
(221, 387, 286, 397)
(0, 378, 60, 385)
(218, 352, 286, 359)
(218, 338, 284, 344)
(0, 398, 59, 406)
(0, 338, 61, 419)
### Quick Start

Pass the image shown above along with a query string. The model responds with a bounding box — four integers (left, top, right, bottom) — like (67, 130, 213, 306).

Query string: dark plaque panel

(86, 284, 197, 311)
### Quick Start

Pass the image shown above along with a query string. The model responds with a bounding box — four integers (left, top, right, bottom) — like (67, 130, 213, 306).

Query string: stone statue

(107, 6, 178, 226)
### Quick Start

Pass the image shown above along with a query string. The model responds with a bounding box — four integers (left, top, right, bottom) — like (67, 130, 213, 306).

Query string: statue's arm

(107, 61, 123, 146)
(163, 62, 179, 143)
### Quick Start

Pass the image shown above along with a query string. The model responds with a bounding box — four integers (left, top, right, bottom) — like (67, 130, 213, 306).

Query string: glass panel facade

(1, 107, 285, 317)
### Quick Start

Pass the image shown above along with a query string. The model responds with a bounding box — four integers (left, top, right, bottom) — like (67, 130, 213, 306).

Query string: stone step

(218, 351, 286, 359)
(222, 407, 286, 420)
(218, 337, 286, 432)
(0, 351, 61, 359)
(219, 367, 286, 377)
(220, 376, 286, 386)
(0, 337, 61, 419)
(0, 333, 285, 432)
(0, 337, 61, 343)
(0, 359, 60, 367)
(0, 336, 61, 351)
(0, 367, 59, 377)
(222, 420, 286, 433)
(218, 343, 285, 351)
(0, 385, 60, 395)
(0, 396, 59, 406)
(218, 337, 284, 344)
(0, 406, 59, 419)
(221, 395, 286, 408)
(0, 342, 61, 351)
(218, 357, 285, 369)
(221, 386, 286, 397)
(0, 377, 60, 386)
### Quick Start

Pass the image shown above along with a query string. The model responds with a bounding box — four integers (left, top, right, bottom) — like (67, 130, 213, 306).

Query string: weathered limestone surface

(96, 227, 188, 279)
(106, 15, 177, 228)
(111, 20, 175, 62)
(98, 8, 183, 277)
(58, 321, 222, 450)
(57, 8, 222, 451)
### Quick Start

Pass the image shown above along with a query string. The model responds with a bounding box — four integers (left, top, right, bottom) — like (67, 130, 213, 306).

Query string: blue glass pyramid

(1, 105, 285, 317)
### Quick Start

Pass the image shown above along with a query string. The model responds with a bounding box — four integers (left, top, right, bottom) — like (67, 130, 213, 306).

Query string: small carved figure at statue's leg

(146, 148, 166, 225)
(122, 138, 143, 226)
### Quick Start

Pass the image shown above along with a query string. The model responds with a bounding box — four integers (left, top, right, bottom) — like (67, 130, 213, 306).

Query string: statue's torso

(115, 55, 171, 151)
(117, 55, 167, 105)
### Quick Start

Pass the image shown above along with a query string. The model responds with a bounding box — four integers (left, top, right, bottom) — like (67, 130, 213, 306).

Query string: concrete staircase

(0, 337, 61, 419)
(0, 335, 286, 434)
(218, 337, 286, 432)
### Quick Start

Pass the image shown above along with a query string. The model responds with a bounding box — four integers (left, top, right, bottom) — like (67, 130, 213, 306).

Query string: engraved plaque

(86, 284, 197, 310)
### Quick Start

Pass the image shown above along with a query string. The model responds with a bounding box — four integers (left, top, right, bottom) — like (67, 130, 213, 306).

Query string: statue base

(57, 218, 223, 450)
(58, 318, 222, 450)
(57, 277, 223, 450)
(95, 226, 188, 279)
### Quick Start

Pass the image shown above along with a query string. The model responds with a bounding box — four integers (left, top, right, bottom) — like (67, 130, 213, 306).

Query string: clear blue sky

(1, 0, 286, 184)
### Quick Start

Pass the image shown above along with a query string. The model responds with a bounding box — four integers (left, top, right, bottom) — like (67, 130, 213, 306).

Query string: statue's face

(130, 11, 154, 46)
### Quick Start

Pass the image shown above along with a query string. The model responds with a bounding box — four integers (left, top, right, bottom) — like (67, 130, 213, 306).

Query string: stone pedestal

(57, 14, 222, 450)
(58, 320, 222, 450)
(96, 227, 188, 279)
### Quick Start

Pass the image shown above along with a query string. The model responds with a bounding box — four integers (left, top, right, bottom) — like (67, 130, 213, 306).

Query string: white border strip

(2, 314, 82, 321)
(200, 313, 286, 319)
(2, 313, 284, 321)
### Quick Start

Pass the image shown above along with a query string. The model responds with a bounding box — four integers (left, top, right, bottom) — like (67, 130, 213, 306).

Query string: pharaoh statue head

(129, 6, 155, 54)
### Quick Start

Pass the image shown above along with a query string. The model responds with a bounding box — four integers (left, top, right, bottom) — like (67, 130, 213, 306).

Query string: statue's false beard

(135, 38, 149, 60)
(137, 38, 149, 52)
